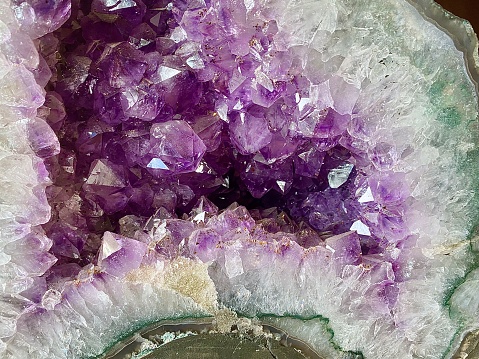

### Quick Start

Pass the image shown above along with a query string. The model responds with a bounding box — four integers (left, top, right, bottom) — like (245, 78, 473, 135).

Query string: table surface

(435, 0, 479, 33)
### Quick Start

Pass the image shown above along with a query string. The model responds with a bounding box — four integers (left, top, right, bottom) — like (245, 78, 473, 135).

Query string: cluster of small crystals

(0, 0, 70, 352)
(2, 0, 479, 358)
(38, 0, 410, 283)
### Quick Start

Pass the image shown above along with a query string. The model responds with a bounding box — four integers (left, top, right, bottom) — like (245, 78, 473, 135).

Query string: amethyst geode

(1, 0, 479, 358)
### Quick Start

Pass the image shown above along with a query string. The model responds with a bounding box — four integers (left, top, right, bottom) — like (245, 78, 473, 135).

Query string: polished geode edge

(100, 314, 350, 359)
(101, 316, 215, 359)
(408, 0, 479, 93)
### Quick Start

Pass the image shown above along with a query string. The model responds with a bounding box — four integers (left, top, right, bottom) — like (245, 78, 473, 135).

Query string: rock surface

(0, 0, 478, 358)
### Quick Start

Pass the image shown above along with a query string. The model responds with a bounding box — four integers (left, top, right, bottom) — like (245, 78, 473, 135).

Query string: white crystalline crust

(0, 0, 57, 353)
(258, 1, 479, 357)
(4, 261, 217, 359)
(0, 0, 478, 359)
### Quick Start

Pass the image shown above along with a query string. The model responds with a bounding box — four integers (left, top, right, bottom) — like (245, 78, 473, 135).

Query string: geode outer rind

(0, 0, 478, 359)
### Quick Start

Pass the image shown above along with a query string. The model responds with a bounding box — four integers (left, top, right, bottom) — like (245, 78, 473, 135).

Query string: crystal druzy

(0, 0, 479, 358)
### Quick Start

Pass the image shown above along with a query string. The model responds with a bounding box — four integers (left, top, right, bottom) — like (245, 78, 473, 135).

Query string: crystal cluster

(41, 0, 422, 273)
(0, 0, 479, 358)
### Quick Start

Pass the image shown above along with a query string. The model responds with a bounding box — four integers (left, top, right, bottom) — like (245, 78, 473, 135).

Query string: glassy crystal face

(0, 0, 479, 358)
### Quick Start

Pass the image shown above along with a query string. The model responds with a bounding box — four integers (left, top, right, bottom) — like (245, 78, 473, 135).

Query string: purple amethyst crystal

(146, 120, 207, 175)
(97, 232, 147, 277)
(13, 0, 71, 38)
